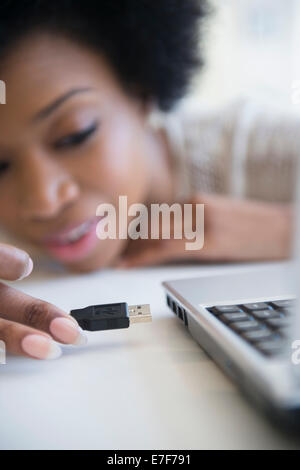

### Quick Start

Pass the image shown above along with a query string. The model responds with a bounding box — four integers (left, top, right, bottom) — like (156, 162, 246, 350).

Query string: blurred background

(191, 0, 299, 113)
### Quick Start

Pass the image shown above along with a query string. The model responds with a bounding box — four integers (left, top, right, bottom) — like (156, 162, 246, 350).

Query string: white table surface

(1, 262, 300, 450)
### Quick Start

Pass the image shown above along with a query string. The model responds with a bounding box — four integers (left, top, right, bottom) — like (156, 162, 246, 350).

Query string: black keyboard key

(278, 326, 290, 337)
(208, 299, 293, 359)
(256, 339, 286, 356)
(230, 320, 260, 332)
(242, 329, 274, 342)
(266, 317, 290, 329)
(252, 309, 280, 320)
(219, 312, 250, 323)
(243, 302, 270, 311)
(276, 309, 292, 317)
(211, 305, 241, 315)
(270, 300, 295, 309)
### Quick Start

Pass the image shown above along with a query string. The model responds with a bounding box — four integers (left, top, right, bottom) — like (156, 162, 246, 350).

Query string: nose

(16, 151, 79, 221)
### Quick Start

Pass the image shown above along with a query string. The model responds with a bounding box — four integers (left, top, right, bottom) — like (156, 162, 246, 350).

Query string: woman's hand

(0, 243, 86, 360)
(117, 193, 293, 267)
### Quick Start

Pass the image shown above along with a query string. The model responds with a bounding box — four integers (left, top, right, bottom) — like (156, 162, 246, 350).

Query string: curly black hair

(0, 0, 209, 110)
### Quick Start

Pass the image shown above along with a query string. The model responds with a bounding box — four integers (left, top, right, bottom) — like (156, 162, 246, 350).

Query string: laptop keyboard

(207, 300, 294, 357)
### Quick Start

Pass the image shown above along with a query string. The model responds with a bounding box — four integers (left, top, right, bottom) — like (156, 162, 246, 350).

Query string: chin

(61, 238, 127, 273)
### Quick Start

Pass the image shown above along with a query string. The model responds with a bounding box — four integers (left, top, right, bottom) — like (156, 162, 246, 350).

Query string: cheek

(73, 118, 148, 205)
(0, 179, 20, 228)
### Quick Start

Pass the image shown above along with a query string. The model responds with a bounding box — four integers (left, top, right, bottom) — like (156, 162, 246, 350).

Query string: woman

(0, 0, 295, 360)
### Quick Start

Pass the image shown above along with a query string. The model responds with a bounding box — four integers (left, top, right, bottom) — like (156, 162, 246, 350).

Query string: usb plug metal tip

(128, 304, 152, 324)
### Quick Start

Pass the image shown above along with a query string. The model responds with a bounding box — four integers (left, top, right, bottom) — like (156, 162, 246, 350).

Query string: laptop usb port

(177, 306, 184, 321)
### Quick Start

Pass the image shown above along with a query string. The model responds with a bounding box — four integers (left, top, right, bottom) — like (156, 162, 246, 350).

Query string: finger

(0, 282, 87, 346)
(0, 243, 33, 281)
(0, 317, 62, 360)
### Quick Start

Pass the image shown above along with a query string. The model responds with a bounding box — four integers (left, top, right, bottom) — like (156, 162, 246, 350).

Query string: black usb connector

(70, 303, 151, 331)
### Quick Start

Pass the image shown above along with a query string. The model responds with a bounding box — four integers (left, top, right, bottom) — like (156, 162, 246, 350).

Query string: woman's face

(0, 33, 152, 272)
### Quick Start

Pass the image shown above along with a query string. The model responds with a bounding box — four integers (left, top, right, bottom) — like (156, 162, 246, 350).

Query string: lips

(43, 216, 102, 263)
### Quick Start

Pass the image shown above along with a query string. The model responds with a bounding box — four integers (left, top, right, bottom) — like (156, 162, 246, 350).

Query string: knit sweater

(153, 99, 300, 203)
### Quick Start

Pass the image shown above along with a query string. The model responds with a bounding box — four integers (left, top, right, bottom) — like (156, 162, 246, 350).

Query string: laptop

(163, 197, 300, 431)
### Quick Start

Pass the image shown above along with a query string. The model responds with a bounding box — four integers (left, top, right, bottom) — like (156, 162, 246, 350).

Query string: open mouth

(43, 216, 102, 263)
(46, 218, 97, 246)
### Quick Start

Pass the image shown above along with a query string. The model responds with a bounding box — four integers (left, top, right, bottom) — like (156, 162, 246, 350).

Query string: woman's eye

(0, 161, 10, 176)
(53, 122, 99, 150)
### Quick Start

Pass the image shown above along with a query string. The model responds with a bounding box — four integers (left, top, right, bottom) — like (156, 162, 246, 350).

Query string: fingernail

(22, 335, 62, 360)
(50, 317, 88, 346)
(67, 314, 80, 325)
(18, 257, 33, 280)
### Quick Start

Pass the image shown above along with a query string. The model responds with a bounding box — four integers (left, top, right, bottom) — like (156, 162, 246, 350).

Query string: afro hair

(0, 0, 209, 110)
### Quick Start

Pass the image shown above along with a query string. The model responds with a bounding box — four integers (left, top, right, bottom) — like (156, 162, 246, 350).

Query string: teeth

(57, 220, 94, 245)
(67, 222, 91, 241)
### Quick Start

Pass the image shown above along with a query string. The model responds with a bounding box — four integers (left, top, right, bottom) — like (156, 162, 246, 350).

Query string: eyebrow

(32, 87, 94, 122)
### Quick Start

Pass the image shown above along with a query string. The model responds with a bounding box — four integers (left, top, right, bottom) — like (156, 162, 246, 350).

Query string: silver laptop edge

(164, 208, 300, 436)
(163, 263, 300, 429)
(162, 152, 300, 429)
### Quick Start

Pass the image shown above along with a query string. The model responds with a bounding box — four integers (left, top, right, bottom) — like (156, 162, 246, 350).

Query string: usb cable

(70, 303, 151, 331)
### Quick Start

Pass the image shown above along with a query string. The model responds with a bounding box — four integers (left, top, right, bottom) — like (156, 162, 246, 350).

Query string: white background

(192, 0, 299, 112)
